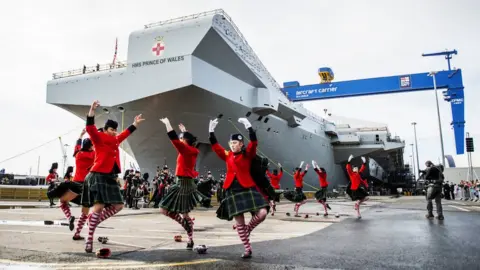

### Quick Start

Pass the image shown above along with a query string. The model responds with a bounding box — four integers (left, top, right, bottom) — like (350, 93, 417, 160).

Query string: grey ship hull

(59, 85, 345, 190)
(47, 10, 403, 190)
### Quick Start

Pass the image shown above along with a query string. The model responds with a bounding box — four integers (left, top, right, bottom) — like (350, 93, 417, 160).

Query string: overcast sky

(0, 0, 479, 177)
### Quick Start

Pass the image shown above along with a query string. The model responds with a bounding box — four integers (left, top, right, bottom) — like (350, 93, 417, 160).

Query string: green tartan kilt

(216, 186, 269, 221)
(314, 186, 328, 201)
(159, 176, 208, 213)
(80, 172, 123, 207)
(284, 187, 307, 203)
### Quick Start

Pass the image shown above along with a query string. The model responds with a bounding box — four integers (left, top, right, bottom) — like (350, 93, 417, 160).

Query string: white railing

(52, 61, 127, 80)
(144, 9, 223, 29)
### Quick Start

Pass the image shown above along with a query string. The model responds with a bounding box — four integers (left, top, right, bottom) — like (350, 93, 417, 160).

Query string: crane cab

(318, 67, 334, 83)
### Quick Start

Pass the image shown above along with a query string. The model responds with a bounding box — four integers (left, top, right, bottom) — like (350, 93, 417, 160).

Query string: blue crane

(281, 50, 466, 155)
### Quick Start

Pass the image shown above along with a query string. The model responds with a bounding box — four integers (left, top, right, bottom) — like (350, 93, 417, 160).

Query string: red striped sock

(297, 201, 306, 215)
(98, 205, 119, 224)
(74, 213, 88, 237)
(60, 202, 71, 219)
(319, 201, 328, 214)
(167, 212, 183, 227)
(184, 217, 194, 242)
(248, 213, 266, 233)
(236, 224, 251, 253)
(86, 212, 100, 249)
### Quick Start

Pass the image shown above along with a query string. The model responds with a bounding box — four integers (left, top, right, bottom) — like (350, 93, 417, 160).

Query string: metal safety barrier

(0, 185, 48, 201)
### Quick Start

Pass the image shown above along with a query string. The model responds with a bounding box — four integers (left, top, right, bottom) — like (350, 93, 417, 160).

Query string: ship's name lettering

(295, 87, 338, 97)
(131, 55, 185, 68)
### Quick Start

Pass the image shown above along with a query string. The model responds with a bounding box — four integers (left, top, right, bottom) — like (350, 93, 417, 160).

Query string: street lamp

(409, 144, 416, 178)
(117, 106, 126, 171)
(411, 122, 420, 178)
(62, 143, 70, 176)
(428, 71, 445, 167)
(409, 154, 413, 172)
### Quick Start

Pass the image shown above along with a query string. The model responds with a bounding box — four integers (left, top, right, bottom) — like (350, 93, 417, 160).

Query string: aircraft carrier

(46, 9, 405, 190)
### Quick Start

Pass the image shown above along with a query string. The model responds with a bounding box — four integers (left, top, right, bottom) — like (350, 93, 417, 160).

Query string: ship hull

(60, 85, 348, 190)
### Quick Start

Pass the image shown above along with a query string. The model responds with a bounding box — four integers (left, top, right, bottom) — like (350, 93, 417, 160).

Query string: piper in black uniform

(196, 172, 215, 208)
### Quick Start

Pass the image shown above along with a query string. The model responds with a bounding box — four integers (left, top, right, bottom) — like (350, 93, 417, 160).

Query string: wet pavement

(0, 196, 479, 269)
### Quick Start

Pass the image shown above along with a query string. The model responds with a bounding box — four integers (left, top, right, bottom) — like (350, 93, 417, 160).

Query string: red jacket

(46, 173, 57, 184)
(209, 129, 258, 189)
(314, 168, 328, 188)
(167, 130, 199, 178)
(73, 139, 95, 182)
(346, 163, 366, 190)
(294, 169, 307, 188)
(86, 116, 136, 174)
(267, 168, 283, 189)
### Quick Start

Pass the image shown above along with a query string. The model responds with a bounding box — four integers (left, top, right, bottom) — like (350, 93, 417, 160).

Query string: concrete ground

(0, 196, 479, 269)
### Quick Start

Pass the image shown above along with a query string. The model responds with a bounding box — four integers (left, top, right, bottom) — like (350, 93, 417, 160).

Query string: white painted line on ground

(100, 240, 147, 249)
(0, 229, 307, 242)
(449, 205, 470, 212)
(0, 220, 331, 236)
(0, 258, 220, 269)
(449, 201, 466, 205)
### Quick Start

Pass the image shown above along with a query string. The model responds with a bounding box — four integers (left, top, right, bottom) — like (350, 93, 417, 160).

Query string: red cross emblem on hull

(152, 42, 165, 56)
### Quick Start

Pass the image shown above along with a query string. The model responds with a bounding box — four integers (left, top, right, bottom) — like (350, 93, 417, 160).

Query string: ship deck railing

(52, 61, 128, 79)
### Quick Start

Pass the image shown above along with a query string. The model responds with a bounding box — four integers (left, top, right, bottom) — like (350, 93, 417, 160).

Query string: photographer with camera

(420, 160, 445, 220)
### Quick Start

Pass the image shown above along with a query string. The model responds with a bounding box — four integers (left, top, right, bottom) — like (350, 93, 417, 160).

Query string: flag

(112, 37, 118, 65)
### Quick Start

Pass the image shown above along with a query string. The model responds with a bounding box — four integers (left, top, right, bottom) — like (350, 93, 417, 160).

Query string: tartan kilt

(159, 176, 208, 213)
(273, 189, 283, 202)
(216, 186, 269, 220)
(80, 172, 123, 207)
(350, 186, 369, 201)
(47, 181, 83, 205)
(284, 188, 307, 203)
(315, 186, 328, 201)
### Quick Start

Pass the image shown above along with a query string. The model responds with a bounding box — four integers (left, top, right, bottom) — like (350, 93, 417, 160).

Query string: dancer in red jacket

(346, 154, 369, 218)
(312, 160, 331, 216)
(71, 131, 95, 240)
(283, 161, 309, 217)
(47, 129, 96, 233)
(80, 100, 144, 253)
(209, 118, 269, 259)
(266, 163, 283, 203)
(158, 118, 208, 250)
